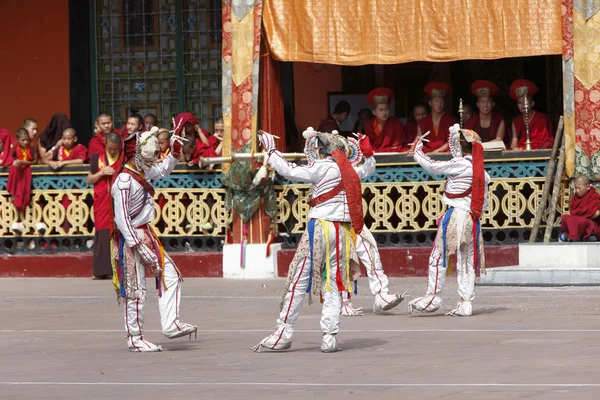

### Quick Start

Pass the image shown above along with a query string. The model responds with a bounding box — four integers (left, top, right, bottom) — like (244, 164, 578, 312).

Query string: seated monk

(416, 82, 457, 153)
(404, 102, 428, 145)
(509, 79, 554, 150)
(560, 175, 600, 242)
(318, 100, 350, 134)
(465, 80, 506, 144)
(363, 87, 406, 152)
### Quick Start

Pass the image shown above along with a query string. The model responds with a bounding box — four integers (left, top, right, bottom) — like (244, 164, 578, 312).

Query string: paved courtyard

(0, 277, 599, 399)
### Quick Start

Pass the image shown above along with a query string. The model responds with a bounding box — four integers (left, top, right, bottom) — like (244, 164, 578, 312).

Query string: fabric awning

(262, 0, 562, 65)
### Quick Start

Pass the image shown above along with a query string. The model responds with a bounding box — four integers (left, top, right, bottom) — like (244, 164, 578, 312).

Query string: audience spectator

(89, 112, 119, 156)
(48, 128, 88, 170)
(143, 113, 158, 131)
(352, 108, 374, 135)
(318, 100, 351, 133)
(86, 132, 122, 279)
(38, 113, 72, 164)
(364, 87, 407, 152)
(8, 128, 44, 234)
(404, 102, 429, 144)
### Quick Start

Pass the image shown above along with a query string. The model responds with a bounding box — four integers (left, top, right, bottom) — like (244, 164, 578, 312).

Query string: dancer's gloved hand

(136, 243, 159, 268)
(357, 133, 374, 158)
(413, 130, 431, 153)
(170, 134, 188, 159)
(258, 131, 276, 155)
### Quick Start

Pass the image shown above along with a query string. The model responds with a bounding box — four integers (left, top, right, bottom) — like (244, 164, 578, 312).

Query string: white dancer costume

(408, 126, 489, 316)
(253, 129, 363, 353)
(111, 127, 197, 352)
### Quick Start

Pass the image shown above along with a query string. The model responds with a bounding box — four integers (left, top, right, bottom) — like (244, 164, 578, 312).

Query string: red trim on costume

(308, 182, 343, 207)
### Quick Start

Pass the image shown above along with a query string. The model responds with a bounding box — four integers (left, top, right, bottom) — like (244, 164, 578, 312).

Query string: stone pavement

(0, 277, 599, 400)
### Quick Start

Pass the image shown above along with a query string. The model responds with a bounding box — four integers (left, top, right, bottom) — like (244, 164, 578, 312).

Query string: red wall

(293, 63, 342, 133)
(0, 0, 70, 133)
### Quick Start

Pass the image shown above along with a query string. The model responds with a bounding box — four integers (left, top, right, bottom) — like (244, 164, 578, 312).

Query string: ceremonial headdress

(471, 80, 499, 98)
(301, 127, 364, 233)
(424, 82, 451, 98)
(367, 87, 395, 106)
(510, 79, 538, 100)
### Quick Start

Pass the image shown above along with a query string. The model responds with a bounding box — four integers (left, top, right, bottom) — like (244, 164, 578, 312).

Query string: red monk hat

(423, 82, 451, 98)
(471, 80, 499, 98)
(510, 79, 538, 100)
(367, 87, 395, 106)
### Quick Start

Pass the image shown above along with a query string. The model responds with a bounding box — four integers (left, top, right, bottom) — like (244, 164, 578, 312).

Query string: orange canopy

(262, 0, 562, 65)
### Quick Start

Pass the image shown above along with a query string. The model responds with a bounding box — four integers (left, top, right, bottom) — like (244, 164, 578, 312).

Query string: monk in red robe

(464, 80, 506, 145)
(48, 128, 88, 169)
(87, 132, 122, 279)
(509, 79, 554, 150)
(0, 128, 15, 168)
(416, 82, 458, 153)
(157, 128, 172, 160)
(404, 102, 429, 144)
(363, 87, 407, 152)
(318, 100, 351, 134)
(560, 175, 600, 242)
(89, 112, 123, 157)
(8, 129, 37, 214)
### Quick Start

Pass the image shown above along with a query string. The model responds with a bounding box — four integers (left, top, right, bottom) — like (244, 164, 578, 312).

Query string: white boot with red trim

(373, 291, 407, 313)
(127, 335, 162, 352)
(408, 293, 442, 314)
(446, 300, 472, 316)
(252, 322, 293, 352)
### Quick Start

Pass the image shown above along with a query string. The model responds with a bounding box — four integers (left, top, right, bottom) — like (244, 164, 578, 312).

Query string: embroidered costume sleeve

(112, 174, 143, 248)
(267, 150, 325, 183)
(144, 153, 179, 181)
(354, 156, 376, 180)
(414, 148, 469, 176)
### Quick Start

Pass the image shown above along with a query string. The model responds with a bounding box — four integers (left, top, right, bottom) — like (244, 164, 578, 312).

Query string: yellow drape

(262, 0, 562, 65)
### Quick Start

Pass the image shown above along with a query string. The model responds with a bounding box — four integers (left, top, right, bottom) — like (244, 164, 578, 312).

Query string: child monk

(8, 128, 42, 234)
(559, 175, 600, 242)
(157, 128, 171, 159)
(48, 128, 88, 170)
(87, 132, 122, 279)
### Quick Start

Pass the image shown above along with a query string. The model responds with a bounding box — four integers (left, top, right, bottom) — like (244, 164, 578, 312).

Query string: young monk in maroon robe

(404, 102, 429, 144)
(509, 79, 554, 150)
(363, 87, 407, 152)
(49, 128, 88, 169)
(87, 132, 123, 279)
(416, 82, 458, 153)
(8, 129, 39, 234)
(560, 175, 600, 242)
(465, 80, 506, 145)
(89, 112, 122, 157)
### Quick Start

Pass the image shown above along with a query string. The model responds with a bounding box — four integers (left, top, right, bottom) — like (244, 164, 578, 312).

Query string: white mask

(136, 128, 160, 171)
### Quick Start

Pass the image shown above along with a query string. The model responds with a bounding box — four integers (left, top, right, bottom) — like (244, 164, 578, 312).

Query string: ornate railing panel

(0, 151, 565, 254)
